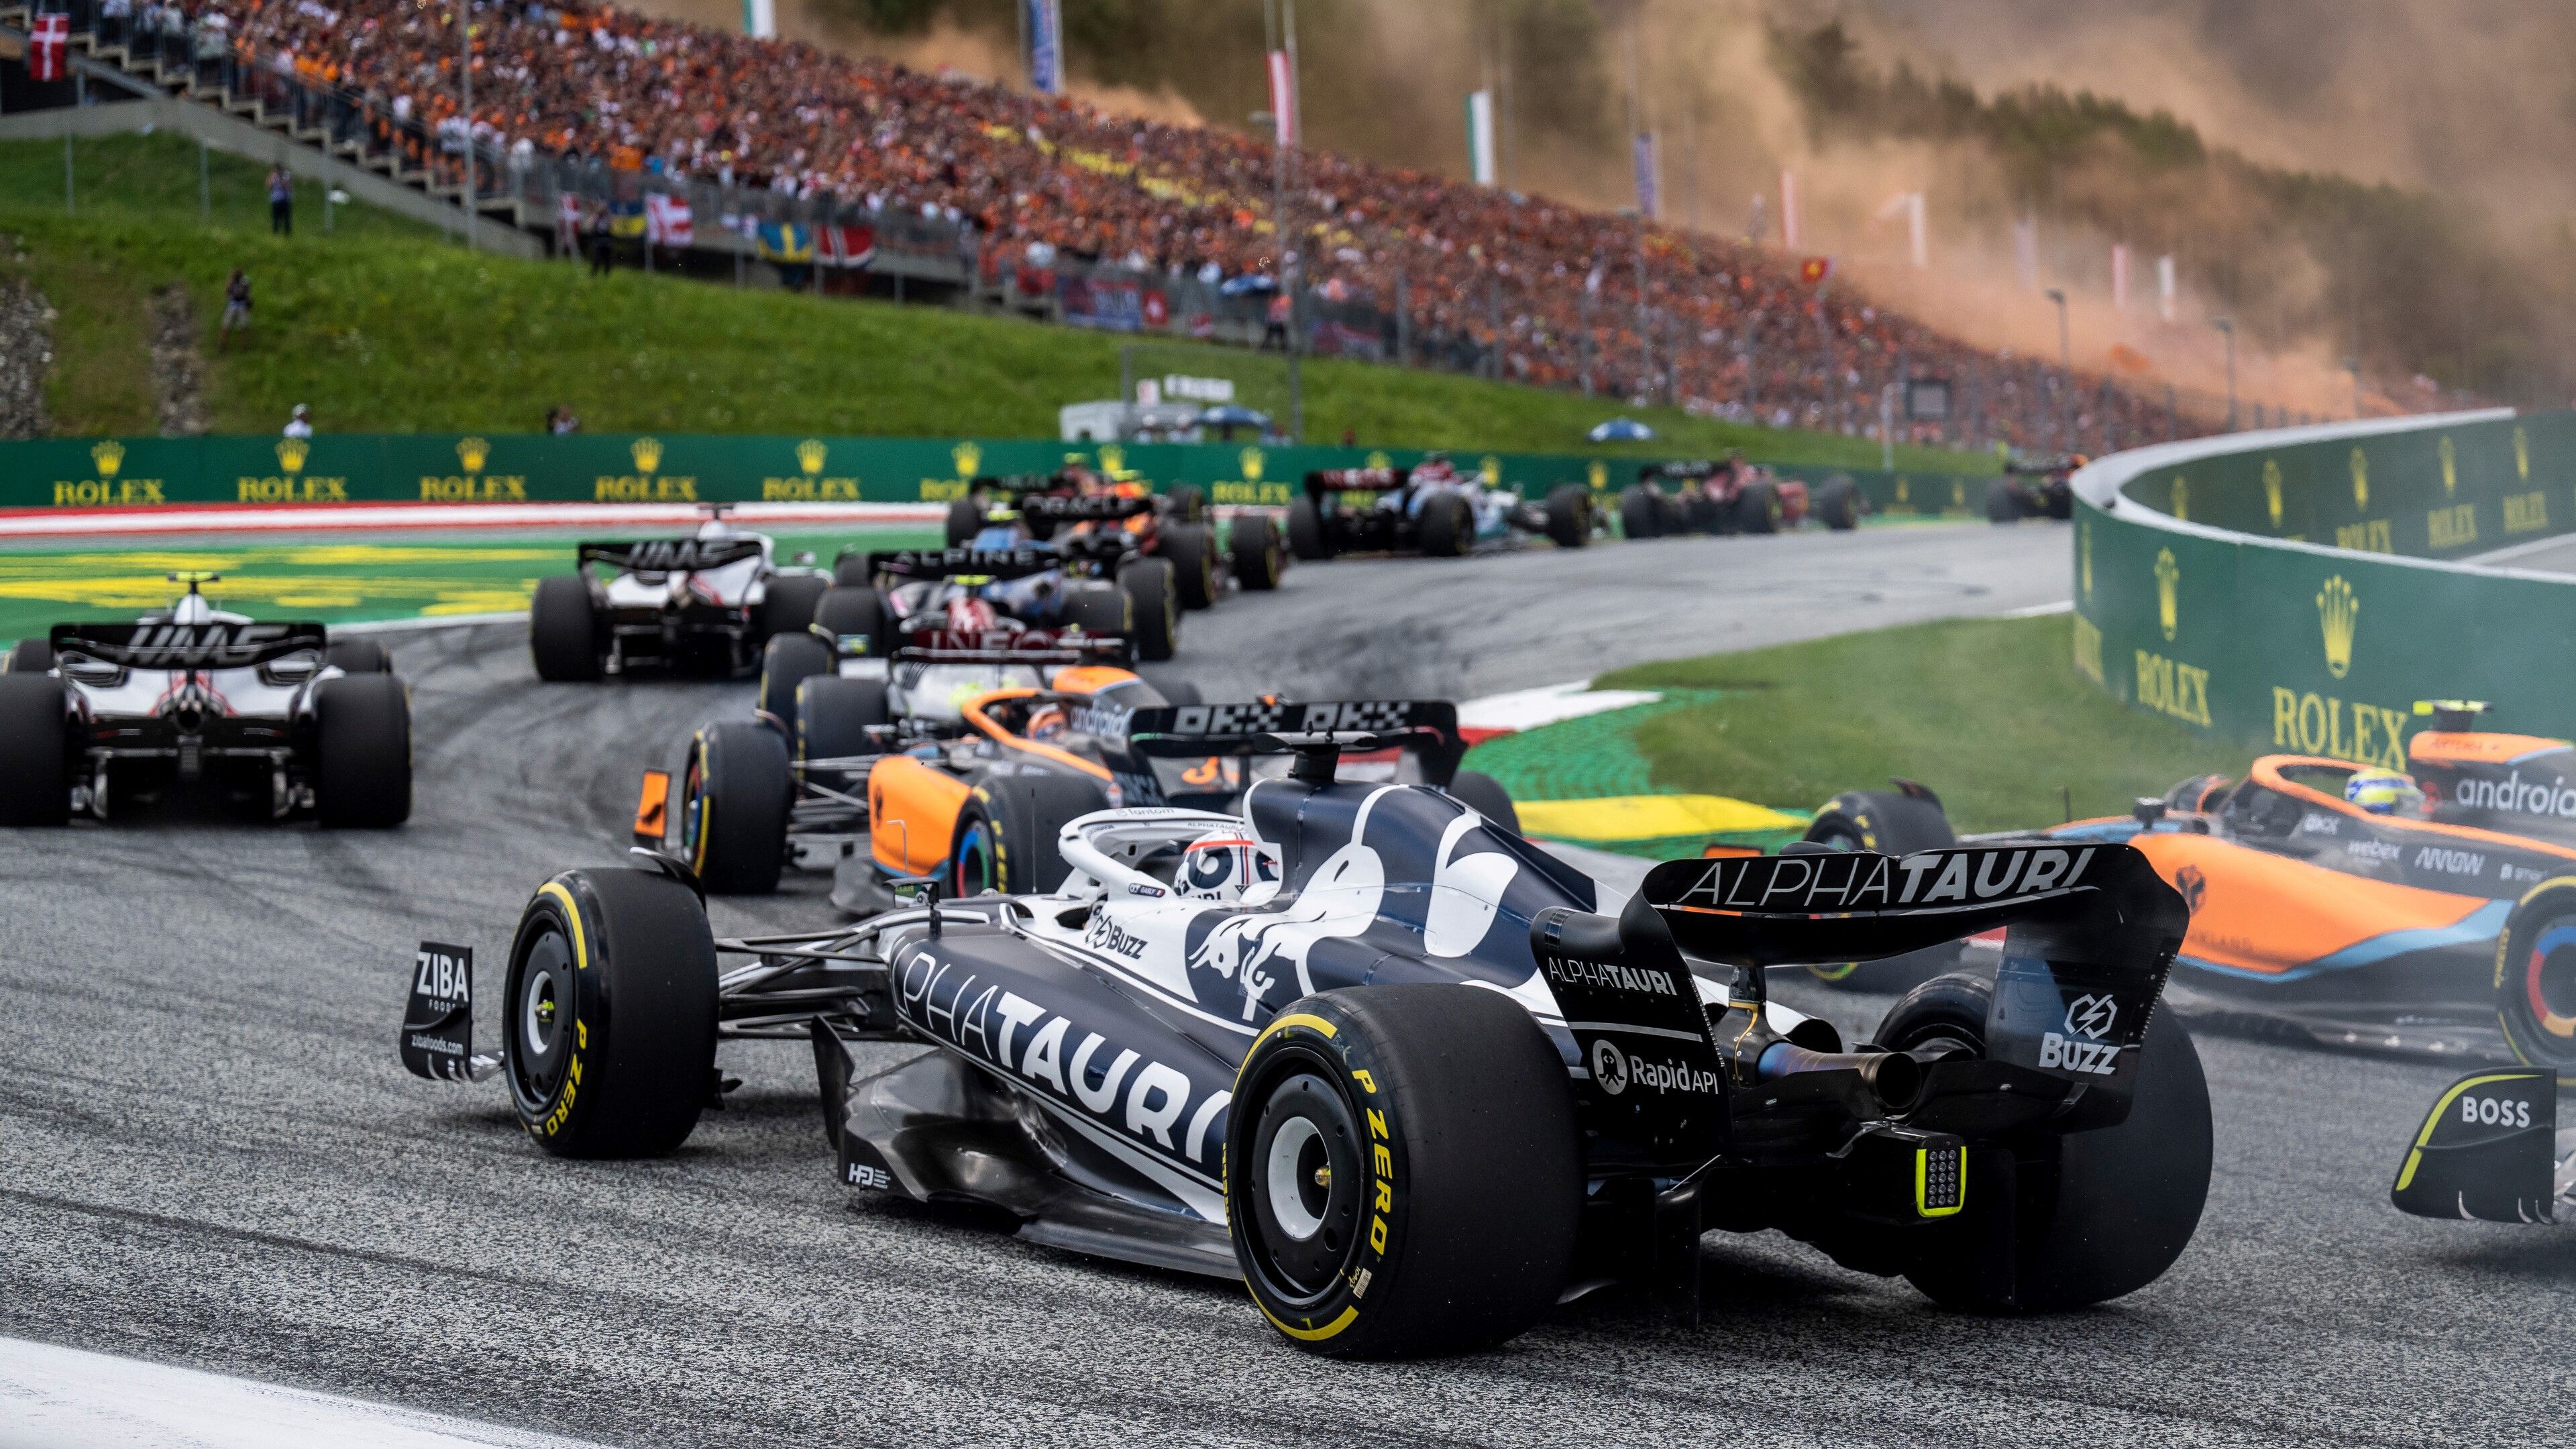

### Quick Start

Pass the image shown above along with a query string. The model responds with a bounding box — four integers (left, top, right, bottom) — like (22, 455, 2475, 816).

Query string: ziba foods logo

(2153, 548, 2180, 641)
(2318, 575, 2359, 680)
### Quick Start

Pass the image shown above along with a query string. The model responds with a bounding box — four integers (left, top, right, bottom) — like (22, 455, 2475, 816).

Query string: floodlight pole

(2212, 317, 2237, 429)
(2044, 286, 2070, 445)
(460, 0, 476, 251)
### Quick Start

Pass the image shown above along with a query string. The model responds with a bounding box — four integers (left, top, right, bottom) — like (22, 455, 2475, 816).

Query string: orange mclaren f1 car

(1803, 704, 2576, 1080)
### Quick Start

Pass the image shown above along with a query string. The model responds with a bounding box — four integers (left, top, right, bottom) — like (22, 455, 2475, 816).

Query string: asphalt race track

(8, 520, 2575, 1446)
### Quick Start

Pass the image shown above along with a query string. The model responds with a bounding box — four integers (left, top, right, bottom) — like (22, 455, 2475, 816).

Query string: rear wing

(578, 537, 764, 574)
(887, 629, 1134, 667)
(854, 547, 1061, 584)
(1015, 494, 1154, 525)
(2391, 1069, 2561, 1223)
(1640, 843, 2188, 1130)
(1304, 467, 1409, 496)
(1113, 699, 1465, 782)
(51, 620, 329, 669)
(1638, 460, 1723, 484)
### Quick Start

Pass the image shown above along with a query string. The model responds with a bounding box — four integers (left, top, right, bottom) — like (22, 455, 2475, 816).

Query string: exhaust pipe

(1755, 1040, 1925, 1115)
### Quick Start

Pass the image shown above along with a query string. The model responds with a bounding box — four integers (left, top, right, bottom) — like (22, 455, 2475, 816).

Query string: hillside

(0, 136, 1989, 471)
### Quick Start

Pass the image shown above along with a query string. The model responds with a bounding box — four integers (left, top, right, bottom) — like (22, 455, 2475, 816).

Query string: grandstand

(11, 0, 2257, 453)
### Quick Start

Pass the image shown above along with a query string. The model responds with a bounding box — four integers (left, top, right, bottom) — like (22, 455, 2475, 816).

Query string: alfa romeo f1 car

(1619, 457, 1859, 539)
(1287, 453, 1593, 559)
(400, 727, 2210, 1356)
(934, 470, 1285, 608)
(1808, 704, 2576, 1079)
(530, 506, 829, 682)
(0, 573, 410, 826)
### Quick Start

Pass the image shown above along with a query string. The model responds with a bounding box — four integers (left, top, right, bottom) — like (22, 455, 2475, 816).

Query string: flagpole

(459, 0, 475, 251)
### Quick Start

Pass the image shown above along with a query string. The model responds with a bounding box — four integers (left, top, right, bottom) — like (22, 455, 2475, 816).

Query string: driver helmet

(1175, 828, 1282, 904)
(2345, 768, 2424, 815)
(1026, 703, 1070, 741)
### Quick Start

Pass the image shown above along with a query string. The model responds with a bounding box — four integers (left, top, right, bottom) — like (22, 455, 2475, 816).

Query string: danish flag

(30, 13, 68, 83)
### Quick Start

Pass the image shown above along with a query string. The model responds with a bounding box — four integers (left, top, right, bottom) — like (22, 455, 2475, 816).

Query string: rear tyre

(759, 574, 828, 640)
(757, 631, 833, 740)
(1734, 478, 1782, 535)
(1543, 484, 1593, 548)
(1417, 492, 1473, 557)
(676, 720, 792, 894)
(813, 586, 888, 654)
(1882, 973, 2212, 1311)
(833, 552, 875, 588)
(1230, 985, 1581, 1357)
(1446, 769, 1520, 835)
(1986, 478, 2031, 524)
(1164, 523, 1218, 610)
(2493, 881, 2576, 1086)
(798, 675, 888, 782)
(951, 769, 1108, 897)
(945, 497, 985, 547)
(325, 638, 390, 674)
(1230, 514, 1285, 591)
(1815, 474, 1861, 531)
(1064, 585, 1130, 638)
(1120, 559, 1179, 662)
(1166, 485, 1208, 524)
(1618, 485, 1662, 541)
(1799, 786, 1958, 989)
(0, 674, 69, 825)
(529, 576, 602, 682)
(1288, 496, 1334, 561)
(5, 639, 54, 675)
(315, 673, 412, 827)
(502, 867, 718, 1158)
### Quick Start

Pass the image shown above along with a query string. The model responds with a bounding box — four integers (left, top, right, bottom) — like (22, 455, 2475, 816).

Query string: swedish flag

(757, 223, 814, 263)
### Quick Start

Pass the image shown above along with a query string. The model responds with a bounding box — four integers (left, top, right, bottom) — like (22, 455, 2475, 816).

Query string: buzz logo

(2038, 994, 2121, 1075)
(2462, 1095, 2534, 1130)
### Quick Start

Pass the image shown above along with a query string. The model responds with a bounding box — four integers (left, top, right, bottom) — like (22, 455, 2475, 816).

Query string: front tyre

(676, 720, 791, 894)
(1618, 485, 1662, 541)
(314, 673, 412, 827)
(1163, 522, 1218, 610)
(1120, 558, 1179, 662)
(1287, 496, 1334, 561)
(1882, 973, 2212, 1311)
(2494, 881, 2576, 1086)
(1543, 484, 1593, 548)
(503, 867, 718, 1158)
(1417, 492, 1474, 557)
(1229, 985, 1580, 1358)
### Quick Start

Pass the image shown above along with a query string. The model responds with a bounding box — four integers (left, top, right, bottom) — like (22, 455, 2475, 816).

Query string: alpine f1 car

(802, 541, 1178, 667)
(0, 573, 410, 826)
(1806, 704, 2576, 1080)
(932, 469, 1285, 608)
(529, 506, 830, 682)
(1287, 453, 1593, 559)
(1985, 453, 2083, 523)
(1619, 456, 1858, 539)
(400, 726, 2210, 1356)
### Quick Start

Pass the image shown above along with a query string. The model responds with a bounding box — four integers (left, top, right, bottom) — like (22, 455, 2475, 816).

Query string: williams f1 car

(1619, 457, 1859, 539)
(402, 729, 2209, 1356)
(0, 573, 410, 826)
(1288, 453, 1593, 560)
(530, 506, 830, 682)
(1809, 705, 2576, 1079)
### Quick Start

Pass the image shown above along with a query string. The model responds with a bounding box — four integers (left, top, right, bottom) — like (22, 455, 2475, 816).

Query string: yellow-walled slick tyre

(502, 867, 718, 1159)
(1228, 985, 1580, 1358)
(2494, 880, 2576, 1088)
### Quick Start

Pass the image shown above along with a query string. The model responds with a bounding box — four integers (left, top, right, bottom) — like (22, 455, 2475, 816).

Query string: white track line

(0, 500, 943, 539)
(0, 1337, 610, 1449)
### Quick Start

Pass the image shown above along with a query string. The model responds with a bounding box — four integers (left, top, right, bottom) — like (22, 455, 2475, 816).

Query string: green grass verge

(0, 135, 1993, 472)
(0, 526, 935, 639)
(1597, 612, 2246, 835)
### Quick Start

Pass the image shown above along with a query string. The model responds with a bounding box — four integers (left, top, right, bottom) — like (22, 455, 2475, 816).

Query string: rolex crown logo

(1896, 478, 1910, 504)
(1481, 455, 1503, 485)
(1951, 479, 1965, 508)
(1240, 447, 1265, 482)
(276, 437, 309, 474)
(2440, 435, 2457, 496)
(2263, 460, 2283, 530)
(457, 436, 490, 473)
(1588, 460, 1607, 490)
(1366, 450, 1393, 470)
(952, 441, 983, 478)
(91, 439, 124, 477)
(630, 437, 663, 474)
(2080, 523, 2094, 600)
(2515, 426, 2530, 482)
(2350, 447, 2369, 511)
(2170, 475, 2190, 522)
(2317, 574, 2359, 680)
(796, 438, 828, 476)
(2153, 548, 2180, 643)
(1097, 443, 1126, 477)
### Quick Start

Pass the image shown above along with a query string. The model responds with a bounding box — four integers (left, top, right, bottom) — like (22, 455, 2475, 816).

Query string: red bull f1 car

(400, 724, 2211, 1357)
(934, 469, 1285, 610)
(1809, 704, 2576, 1081)
(0, 573, 410, 826)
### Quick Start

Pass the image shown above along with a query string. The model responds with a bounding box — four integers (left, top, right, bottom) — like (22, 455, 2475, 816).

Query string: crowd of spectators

(155, 0, 2188, 450)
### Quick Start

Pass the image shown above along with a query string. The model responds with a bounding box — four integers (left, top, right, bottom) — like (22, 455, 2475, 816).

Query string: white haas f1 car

(402, 724, 2211, 1356)
(0, 573, 410, 826)
(531, 507, 829, 681)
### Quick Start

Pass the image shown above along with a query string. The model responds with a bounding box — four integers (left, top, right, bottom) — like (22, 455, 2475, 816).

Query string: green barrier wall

(2072, 407, 2576, 763)
(8, 432, 1989, 517)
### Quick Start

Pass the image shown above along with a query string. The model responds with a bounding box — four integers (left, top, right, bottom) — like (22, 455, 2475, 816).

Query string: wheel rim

(2522, 922, 2576, 1039)
(1242, 1069, 1364, 1305)
(509, 926, 576, 1106)
(679, 743, 711, 868)
(954, 821, 995, 895)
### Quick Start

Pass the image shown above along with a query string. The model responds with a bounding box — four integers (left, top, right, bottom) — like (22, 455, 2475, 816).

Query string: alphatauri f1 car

(1809, 705, 2576, 1079)
(1288, 453, 1593, 560)
(530, 506, 829, 681)
(402, 730, 2209, 1356)
(0, 573, 410, 826)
